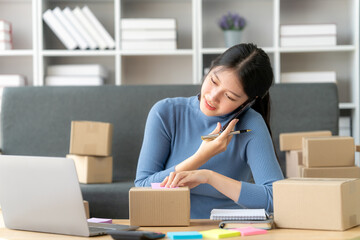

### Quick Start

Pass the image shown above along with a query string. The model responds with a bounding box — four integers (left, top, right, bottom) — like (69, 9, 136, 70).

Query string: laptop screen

(0, 155, 93, 236)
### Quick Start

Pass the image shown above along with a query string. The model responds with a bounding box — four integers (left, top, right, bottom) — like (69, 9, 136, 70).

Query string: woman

(135, 43, 284, 219)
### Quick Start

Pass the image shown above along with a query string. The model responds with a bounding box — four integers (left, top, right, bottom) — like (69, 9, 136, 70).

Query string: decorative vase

(223, 30, 242, 48)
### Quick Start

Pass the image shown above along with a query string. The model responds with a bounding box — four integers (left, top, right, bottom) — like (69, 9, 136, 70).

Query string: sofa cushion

(80, 181, 134, 219)
(269, 83, 339, 171)
(1, 85, 200, 182)
(1, 83, 339, 218)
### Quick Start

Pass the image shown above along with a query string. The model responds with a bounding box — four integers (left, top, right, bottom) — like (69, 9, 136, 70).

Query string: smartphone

(221, 97, 256, 132)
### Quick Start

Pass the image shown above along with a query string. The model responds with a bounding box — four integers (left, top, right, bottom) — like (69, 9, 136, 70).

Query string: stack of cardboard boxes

(276, 130, 360, 230)
(280, 131, 360, 178)
(67, 121, 113, 184)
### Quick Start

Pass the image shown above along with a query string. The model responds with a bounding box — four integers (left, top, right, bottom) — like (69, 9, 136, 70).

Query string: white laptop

(0, 155, 138, 237)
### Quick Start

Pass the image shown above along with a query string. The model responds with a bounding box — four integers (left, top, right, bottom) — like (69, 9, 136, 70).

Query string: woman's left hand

(160, 170, 212, 189)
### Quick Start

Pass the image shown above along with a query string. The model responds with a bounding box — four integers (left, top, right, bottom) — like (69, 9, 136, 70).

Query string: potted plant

(218, 12, 246, 48)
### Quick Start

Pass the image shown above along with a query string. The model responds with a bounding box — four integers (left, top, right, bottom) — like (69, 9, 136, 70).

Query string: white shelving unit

(0, 0, 359, 150)
(200, 0, 359, 153)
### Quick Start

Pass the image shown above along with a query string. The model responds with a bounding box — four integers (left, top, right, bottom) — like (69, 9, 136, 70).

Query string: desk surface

(1, 211, 360, 240)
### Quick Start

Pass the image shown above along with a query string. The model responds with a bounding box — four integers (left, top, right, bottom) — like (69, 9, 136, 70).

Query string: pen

(201, 129, 251, 141)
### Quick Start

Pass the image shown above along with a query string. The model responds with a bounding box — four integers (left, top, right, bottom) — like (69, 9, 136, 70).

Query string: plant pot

(223, 30, 242, 48)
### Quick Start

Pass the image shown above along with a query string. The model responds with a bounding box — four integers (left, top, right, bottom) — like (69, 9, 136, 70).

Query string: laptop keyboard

(88, 222, 139, 236)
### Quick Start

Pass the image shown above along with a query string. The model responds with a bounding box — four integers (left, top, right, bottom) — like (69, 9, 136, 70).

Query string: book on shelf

(280, 24, 337, 36)
(281, 71, 336, 83)
(219, 219, 274, 230)
(0, 20, 12, 32)
(121, 40, 177, 50)
(45, 76, 104, 86)
(47, 64, 108, 79)
(82, 6, 115, 49)
(43, 9, 78, 50)
(0, 32, 11, 42)
(210, 209, 269, 221)
(53, 7, 88, 50)
(0, 74, 26, 87)
(0, 41, 12, 50)
(280, 35, 336, 47)
(63, 7, 97, 50)
(121, 18, 176, 30)
(0, 20, 12, 50)
(73, 7, 107, 50)
(121, 30, 176, 40)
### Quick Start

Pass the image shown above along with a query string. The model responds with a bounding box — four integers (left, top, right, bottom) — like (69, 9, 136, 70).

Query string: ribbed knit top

(135, 96, 284, 219)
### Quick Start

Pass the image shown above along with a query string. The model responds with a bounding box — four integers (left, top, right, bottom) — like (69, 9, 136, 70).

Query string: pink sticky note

(87, 218, 112, 224)
(151, 183, 178, 189)
(232, 227, 267, 236)
(151, 183, 163, 189)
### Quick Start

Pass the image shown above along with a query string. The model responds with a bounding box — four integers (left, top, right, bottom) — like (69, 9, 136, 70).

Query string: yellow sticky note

(200, 229, 240, 239)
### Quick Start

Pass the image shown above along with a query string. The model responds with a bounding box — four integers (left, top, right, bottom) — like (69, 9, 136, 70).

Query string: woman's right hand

(195, 119, 239, 160)
(175, 118, 239, 172)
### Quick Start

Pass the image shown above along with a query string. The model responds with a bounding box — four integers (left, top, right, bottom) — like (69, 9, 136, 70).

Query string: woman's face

(200, 66, 249, 117)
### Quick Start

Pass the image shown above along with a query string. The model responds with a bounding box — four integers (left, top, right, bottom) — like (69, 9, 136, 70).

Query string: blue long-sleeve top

(135, 96, 284, 219)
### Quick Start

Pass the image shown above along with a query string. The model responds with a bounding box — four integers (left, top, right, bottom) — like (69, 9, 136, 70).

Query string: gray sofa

(0, 83, 339, 219)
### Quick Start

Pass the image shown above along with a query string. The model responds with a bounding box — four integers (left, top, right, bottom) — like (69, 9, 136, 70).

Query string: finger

(160, 176, 168, 187)
(209, 122, 221, 135)
(178, 177, 199, 189)
(170, 172, 185, 188)
(218, 119, 239, 140)
(165, 172, 176, 188)
(177, 177, 189, 187)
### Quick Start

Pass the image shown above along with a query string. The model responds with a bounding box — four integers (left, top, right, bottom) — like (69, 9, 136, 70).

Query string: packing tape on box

(86, 123, 99, 133)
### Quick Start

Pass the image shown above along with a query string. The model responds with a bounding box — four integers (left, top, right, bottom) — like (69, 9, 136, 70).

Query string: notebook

(210, 209, 269, 221)
(0, 155, 138, 237)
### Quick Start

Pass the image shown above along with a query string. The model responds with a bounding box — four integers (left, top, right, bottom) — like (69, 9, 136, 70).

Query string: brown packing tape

(356, 145, 360, 152)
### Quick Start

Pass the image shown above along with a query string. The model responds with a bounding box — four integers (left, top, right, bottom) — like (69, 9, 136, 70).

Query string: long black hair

(208, 43, 274, 137)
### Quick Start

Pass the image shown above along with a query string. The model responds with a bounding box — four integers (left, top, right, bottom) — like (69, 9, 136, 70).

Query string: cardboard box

(69, 121, 113, 156)
(300, 166, 360, 178)
(303, 136, 355, 167)
(129, 187, 190, 226)
(286, 150, 303, 178)
(279, 131, 332, 151)
(67, 154, 113, 184)
(273, 178, 360, 231)
(83, 200, 90, 219)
